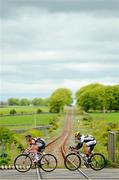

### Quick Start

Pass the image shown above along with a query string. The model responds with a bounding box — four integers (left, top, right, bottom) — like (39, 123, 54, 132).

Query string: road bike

(14, 150, 57, 173)
(64, 147, 106, 171)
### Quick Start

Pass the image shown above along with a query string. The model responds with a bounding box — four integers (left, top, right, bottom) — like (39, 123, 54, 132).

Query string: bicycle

(14, 150, 57, 173)
(64, 146, 106, 171)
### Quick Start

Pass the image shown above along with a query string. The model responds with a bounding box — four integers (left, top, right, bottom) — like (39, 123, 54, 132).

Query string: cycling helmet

(25, 134, 32, 138)
(75, 131, 81, 137)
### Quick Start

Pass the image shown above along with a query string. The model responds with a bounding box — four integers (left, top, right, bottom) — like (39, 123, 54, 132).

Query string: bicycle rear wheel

(90, 153, 106, 170)
(14, 154, 32, 173)
(39, 154, 57, 172)
(64, 153, 81, 171)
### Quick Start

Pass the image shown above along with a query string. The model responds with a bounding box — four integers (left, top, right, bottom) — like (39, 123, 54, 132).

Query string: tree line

(1, 83, 119, 113)
(3, 97, 49, 106)
(76, 83, 119, 112)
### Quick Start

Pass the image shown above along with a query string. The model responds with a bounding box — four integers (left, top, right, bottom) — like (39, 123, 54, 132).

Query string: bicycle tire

(14, 154, 32, 173)
(64, 153, 81, 171)
(39, 153, 57, 172)
(90, 153, 106, 171)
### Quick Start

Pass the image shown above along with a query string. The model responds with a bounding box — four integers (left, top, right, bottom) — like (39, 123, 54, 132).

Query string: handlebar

(69, 146, 74, 150)
(69, 146, 80, 153)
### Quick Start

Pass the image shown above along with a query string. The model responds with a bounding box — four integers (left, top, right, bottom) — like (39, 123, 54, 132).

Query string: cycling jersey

(33, 137, 46, 151)
(28, 137, 46, 151)
(76, 135, 96, 150)
(79, 135, 95, 143)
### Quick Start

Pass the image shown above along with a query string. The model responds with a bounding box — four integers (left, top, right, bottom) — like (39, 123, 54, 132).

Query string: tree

(76, 83, 106, 112)
(49, 88, 73, 113)
(0, 128, 15, 144)
(20, 98, 30, 106)
(76, 83, 119, 112)
(42, 98, 49, 106)
(8, 98, 20, 106)
(112, 85, 119, 111)
(32, 98, 44, 106)
(105, 86, 114, 112)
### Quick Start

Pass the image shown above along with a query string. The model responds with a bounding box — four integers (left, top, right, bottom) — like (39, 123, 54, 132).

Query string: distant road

(0, 168, 119, 180)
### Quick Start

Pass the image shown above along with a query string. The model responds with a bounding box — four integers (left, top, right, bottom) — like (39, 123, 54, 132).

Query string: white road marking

(36, 167, 42, 180)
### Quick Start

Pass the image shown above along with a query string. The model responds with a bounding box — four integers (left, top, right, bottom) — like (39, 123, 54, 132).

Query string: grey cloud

(1, 11, 118, 54)
(1, 62, 119, 84)
(0, 0, 119, 100)
(1, 0, 118, 19)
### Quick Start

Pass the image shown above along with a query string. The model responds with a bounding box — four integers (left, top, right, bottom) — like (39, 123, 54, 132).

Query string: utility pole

(78, 119, 80, 131)
(34, 113, 37, 128)
(1, 139, 5, 159)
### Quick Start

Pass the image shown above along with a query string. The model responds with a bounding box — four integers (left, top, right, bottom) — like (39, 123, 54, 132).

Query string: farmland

(0, 106, 49, 115)
(0, 106, 65, 164)
(0, 114, 57, 129)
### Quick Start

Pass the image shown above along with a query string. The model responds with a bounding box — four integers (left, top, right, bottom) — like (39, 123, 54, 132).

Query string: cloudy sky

(0, 0, 119, 100)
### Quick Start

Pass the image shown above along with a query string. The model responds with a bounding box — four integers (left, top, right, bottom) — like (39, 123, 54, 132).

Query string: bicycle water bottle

(80, 153, 86, 159)
(81, 153, 88, 162)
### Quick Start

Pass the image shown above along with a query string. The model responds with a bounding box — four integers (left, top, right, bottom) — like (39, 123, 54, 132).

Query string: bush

(108, 122, 118, 129)
(49, 117, 59, 132)
(10, 109, 17, 115)
(0, 155, 11, 165)
(37, 109, 42, 114)
(17, 143, 24, 151)
(82, 115, 92, 122)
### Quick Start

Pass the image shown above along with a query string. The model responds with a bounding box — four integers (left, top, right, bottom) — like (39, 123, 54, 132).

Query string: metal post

(34, 113, 37, 128)
(78, 119, 80, 131)
(108, 132, 116, 163)
(1, 139, 5, 159)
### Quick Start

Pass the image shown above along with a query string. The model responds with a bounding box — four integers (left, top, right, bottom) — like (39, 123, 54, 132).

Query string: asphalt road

(0, 168, 119, 180)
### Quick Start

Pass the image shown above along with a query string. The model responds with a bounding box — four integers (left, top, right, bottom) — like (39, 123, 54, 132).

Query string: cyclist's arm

(26, 139, 36, 151)
(75, 142, 83, 150)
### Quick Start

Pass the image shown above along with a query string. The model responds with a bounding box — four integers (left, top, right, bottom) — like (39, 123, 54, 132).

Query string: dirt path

(45, 107, 74, 166)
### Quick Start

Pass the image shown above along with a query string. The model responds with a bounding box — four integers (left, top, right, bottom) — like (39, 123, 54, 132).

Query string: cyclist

(71, 132, 96, 161)
(25, 134, 46, 162)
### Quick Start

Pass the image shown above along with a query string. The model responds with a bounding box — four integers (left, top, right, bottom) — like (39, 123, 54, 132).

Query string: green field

(0, 106, 65, 165)
(0, 114, 58, 129)
(0, 106, 49, 115)
(88, 112, 119, 122)
(74, 112, 119, 166)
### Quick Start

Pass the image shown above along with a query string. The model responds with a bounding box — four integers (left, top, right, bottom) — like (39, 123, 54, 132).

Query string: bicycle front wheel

(14, 154, 32, 173)
(40, 154, 57, 172)
(64, 153, 81, 171)
(90, 153, 106, 170)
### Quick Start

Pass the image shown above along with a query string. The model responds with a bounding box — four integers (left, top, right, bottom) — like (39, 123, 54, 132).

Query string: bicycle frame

(22, 151, 45, 164)
(65, 148, 106, 171)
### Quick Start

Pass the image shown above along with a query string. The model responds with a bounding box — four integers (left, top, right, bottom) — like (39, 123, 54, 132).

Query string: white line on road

(77, 168, 92, 180)
(68, 159, 92, 180)
(36, 167, 42, 180)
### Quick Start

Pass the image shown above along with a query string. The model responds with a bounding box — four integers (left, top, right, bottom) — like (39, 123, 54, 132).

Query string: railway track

(45, 108, 92, 180)
(45, 107, 73, 166)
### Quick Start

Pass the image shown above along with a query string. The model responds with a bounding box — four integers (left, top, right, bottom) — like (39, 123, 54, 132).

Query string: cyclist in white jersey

(74, 132, 97, 159)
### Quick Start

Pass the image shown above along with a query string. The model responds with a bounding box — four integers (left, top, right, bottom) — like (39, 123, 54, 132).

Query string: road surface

(0, 168, 119, 180)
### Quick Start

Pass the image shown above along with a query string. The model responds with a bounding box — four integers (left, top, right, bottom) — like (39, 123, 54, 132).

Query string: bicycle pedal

(84, 162, 90, 168)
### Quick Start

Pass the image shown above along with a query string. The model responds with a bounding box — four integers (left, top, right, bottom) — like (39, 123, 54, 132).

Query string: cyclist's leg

(28, 144, 40, 162)
(34, 143, 46, 162)
(83, 144, 89, 155)
(86, 140, 96, 158)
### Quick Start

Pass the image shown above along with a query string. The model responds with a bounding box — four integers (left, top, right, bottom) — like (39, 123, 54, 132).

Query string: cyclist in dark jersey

(25, 134, 46, 162)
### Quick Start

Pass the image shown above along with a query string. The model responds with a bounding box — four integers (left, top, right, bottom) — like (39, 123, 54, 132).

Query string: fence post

(108, 132, 116, 163)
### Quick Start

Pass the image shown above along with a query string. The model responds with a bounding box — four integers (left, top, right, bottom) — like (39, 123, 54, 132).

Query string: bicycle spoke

(40, 154, 57, 172)
(64, 153, 81, 171)
(14, 154, 32, 172)
(90, 153, 105, 170)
